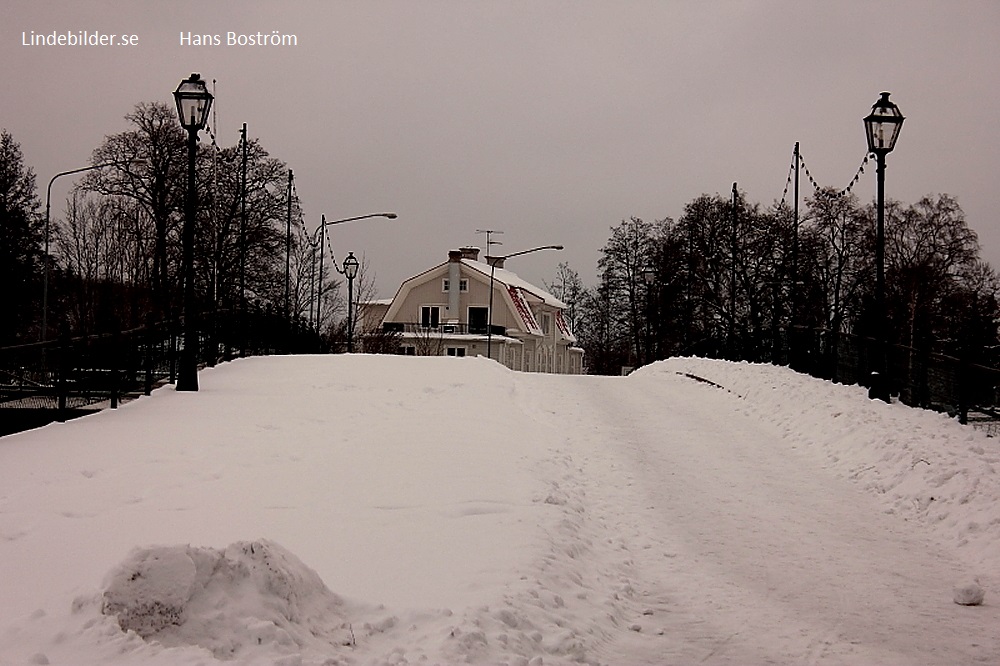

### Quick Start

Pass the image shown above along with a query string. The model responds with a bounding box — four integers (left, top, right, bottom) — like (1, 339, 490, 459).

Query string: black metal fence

(7, 311, 996, 435)
(0, 305, 325, 435)
(782, 326, 1000, 424)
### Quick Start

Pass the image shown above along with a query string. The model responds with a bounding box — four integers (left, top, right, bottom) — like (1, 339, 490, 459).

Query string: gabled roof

(460, 259, 568, 309)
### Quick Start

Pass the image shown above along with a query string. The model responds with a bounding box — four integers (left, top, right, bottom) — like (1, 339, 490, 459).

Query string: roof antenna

(476, 229, 504, 259)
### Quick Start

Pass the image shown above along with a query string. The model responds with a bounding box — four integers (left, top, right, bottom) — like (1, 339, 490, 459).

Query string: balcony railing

(383, 322, 507, 336)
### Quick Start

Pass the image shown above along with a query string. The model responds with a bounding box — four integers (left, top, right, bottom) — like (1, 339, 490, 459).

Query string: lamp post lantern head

(864, 92, 904, 155)
(174, 73, 213, 131)
(343, 252, 360, 280)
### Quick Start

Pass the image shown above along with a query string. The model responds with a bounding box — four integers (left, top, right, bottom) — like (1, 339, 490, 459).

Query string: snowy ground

(1, 355, 998, 665)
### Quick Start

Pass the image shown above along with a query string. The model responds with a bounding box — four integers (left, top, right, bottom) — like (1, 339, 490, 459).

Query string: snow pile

(953, 579, 986, 606)
(644, 357, 1000, 572)
(100, 539, 354, 659)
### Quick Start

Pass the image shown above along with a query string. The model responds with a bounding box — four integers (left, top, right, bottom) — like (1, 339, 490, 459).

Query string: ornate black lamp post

(173, 73, 213, 391)
(343, 252, 360, 353)
(863, 91, 904, 402)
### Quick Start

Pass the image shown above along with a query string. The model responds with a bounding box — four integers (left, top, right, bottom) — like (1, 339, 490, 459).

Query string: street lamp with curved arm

(486, 244, 564, 360)
(312, 212, 398, 346)
(42, 159, 143, 342)
(323, 212, 397, 227)
(494, 244, 564, 262)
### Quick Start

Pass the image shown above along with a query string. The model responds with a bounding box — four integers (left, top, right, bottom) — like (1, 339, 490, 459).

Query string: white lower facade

(397, 330, 584, 374)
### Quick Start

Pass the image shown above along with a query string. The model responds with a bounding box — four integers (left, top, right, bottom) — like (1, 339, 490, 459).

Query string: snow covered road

(516, 368, 1000, 664)
(1, 355, 998, 665)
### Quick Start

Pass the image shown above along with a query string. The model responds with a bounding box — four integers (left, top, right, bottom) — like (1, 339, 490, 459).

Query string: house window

(398, 346, 416, 355)
(468, 306, 489, 334)
(420, 306, 441, 329)
(442, 278, 468, 292)
(541, 313, 551, 335)
(446, 347, 466, 357)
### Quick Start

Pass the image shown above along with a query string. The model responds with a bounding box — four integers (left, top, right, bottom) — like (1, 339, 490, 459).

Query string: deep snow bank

(101, 539, 355, 659)
(642, 357, 1000, 575)
(5, 354, 999, 665)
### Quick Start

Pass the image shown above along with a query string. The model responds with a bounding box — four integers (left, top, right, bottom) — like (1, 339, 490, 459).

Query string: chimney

(446, 250, 461, 320)
(486, 255, 505, 269)
(459, 246, 480, 261)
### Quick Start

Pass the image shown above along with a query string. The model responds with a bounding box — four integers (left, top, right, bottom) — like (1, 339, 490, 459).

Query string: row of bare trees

(4, 101, 358, 347)
(550, 189, 998, 375)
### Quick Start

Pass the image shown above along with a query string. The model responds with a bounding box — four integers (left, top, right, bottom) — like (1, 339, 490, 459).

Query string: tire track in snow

(515, 370, 1000, 665)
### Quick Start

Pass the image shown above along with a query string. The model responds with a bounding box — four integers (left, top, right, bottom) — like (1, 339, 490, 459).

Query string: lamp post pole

(178, 121, 200, 389)
(870, 148, 889, 401)
(487, 264, 498, 360)
(863, 92, 904, 403)
(173, 73, 213, 392)
(486, 244, 564, 361)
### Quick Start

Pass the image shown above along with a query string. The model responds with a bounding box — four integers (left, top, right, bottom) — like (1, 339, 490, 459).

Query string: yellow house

(380, 247, 583, 373)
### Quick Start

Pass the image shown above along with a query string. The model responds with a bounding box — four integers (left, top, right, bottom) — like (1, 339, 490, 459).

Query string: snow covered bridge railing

(0, 305, 323, 435)
(784, 325, 1000, 426)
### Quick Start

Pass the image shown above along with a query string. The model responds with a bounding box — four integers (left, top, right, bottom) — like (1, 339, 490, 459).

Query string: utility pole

(730, 182, 738, 359)
(240, 123, 247, 357)
(284, 169, 293, 350)
(317, 216, 326, 332)
(791, 141, 800, 360)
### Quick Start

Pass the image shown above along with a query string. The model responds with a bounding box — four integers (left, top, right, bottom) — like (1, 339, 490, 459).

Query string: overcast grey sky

(5, 1, 999, 297)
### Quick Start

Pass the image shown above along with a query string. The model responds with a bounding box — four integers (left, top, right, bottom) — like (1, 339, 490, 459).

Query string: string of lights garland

(205, 119, 219, 152)
(197, 124, 324, 264)
(801, 151, 870, 199)
(778, 151, 796, 207)
(288, 178, 309, 246)
(320, 213, 351, 271)
(778, 147, 870, 207)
